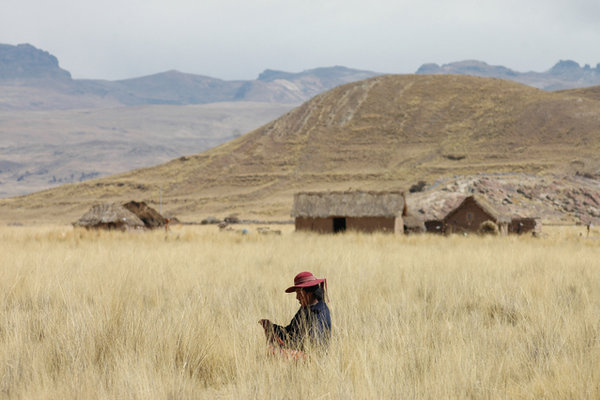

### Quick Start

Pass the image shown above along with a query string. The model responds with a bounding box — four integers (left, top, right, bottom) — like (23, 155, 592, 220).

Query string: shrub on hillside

(201, 216, 221, 225)
(478, 220, 499, 235)
(409, 180, 427, 193)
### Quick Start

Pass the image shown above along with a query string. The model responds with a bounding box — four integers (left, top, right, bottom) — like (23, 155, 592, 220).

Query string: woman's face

(295, 288, 312, 307)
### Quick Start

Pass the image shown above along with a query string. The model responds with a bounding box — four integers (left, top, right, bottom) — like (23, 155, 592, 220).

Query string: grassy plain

(1, 225, 599, 399)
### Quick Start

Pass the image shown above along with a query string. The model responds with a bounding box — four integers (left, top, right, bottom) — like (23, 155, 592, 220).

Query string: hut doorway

(333, 217, 346, 233)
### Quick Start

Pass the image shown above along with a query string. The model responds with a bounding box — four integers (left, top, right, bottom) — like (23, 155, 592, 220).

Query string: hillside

(2, 74, 599, 225)
(0, 102, 295, 197)
(560, 85, 600, 102)
(3, 43, 599, 201)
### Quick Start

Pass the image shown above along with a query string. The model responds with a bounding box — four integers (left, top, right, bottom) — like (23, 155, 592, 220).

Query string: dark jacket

(271, 300, 331, 351)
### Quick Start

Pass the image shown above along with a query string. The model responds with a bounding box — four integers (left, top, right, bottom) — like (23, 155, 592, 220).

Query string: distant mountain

(4, 43, 599, 108)
(416, 60, 600, 90)
(0, 43, 71, 82)
(103, 66, 376, 105)
(0, 43, 381, 110)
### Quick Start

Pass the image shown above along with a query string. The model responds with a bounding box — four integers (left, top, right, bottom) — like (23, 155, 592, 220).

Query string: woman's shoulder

(311, 300, 330, 313)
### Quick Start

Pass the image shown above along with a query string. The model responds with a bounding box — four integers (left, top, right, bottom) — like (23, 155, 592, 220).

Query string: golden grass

(1, 225, 599, 399)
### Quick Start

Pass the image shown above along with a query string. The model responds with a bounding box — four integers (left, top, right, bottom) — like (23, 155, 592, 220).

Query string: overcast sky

(1, 0, 598, 81)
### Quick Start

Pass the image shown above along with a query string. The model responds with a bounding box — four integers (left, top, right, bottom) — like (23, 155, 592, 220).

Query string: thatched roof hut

(122, 201, 165, 229)
(292, 190, 405, 234)
(74, 203, 145, 230)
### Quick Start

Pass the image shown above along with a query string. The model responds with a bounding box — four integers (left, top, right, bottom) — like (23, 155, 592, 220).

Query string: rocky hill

(2, 74, 599, 225)
(417, 60, 600, 91)
(0, 43, 71, 82)
(408, 173, 600, 226)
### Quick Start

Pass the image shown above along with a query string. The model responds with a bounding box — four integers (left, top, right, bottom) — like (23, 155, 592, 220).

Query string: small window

(466, 212, 473, 222)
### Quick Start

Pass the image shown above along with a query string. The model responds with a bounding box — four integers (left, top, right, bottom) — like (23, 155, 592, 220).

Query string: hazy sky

(1, 0, 598, 80)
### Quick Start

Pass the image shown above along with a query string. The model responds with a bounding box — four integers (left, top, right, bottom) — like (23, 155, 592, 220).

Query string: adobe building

(292, 190, 405, 234)
(424, 219, 445, 234)
(443, 195, 510, 235)
(509, 217, 542, 235)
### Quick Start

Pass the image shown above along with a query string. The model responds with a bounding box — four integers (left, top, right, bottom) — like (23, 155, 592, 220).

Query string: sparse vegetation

(409, 180, 427, 193)
(478, 220, 500, 235)
(201, 216, 222, 225)
(1, 225, 599, 399)
(444, 154, 466, 161)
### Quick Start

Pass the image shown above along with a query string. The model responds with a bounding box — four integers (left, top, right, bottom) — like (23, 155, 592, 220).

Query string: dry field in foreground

(1, 225, 599, 399)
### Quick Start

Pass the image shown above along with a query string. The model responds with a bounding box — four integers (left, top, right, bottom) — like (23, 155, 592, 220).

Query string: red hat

(285, 271, 326, 293)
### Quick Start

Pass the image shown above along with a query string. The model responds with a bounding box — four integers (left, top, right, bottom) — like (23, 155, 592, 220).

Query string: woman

(259, 271, 331, 353)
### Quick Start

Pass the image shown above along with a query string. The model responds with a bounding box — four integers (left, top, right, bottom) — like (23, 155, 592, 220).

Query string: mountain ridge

(416, 60, 600, 90)
(3, 43, 600, 109)
(0, 43, 381, 109)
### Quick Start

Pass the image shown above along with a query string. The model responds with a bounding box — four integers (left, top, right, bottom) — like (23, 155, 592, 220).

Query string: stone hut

(74, 203, 145, 231)
(443, 195, 509, 235)
(292, 190, 405, 234)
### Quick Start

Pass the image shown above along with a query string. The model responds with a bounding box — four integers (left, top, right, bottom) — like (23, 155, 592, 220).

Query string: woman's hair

(302, 283, 325, 302)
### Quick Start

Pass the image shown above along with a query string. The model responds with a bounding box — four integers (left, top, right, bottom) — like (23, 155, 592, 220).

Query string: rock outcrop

(0, 43, 71, 82)
(408, 173, 600, 225)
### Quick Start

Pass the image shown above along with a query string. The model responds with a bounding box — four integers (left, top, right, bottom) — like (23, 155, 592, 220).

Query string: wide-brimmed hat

(285, 271, 326, 293)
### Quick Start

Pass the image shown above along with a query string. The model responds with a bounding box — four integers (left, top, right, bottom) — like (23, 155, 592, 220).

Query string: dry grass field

(1, 225, 599, 399)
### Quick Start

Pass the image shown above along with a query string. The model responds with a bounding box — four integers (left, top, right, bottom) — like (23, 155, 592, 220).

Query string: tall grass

(1, 225, 599, 399)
